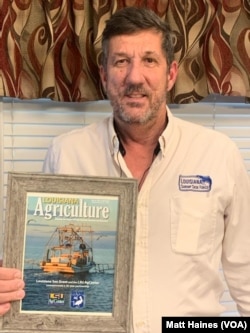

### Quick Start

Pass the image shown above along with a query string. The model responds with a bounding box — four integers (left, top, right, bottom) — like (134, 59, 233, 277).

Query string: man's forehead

(108, 31, 163, 54)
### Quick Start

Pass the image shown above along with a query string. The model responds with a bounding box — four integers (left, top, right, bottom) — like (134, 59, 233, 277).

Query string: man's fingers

(0, 279, 25, 293)
(0, 268, 22, 280)
(0, 303, 11, 316)
(0, 289, 25, 305)
(0, 288, 25, 316)
(0, 267, 25, 317)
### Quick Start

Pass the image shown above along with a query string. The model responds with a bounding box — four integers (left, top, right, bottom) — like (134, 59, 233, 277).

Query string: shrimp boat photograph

(40, 224, 96, 274)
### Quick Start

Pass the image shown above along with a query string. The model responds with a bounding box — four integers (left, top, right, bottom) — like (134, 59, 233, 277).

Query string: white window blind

(0, 95, 249, 316)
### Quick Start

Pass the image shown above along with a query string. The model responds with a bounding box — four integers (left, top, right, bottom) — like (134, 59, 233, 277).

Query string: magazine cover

(22, 192, 119, 315)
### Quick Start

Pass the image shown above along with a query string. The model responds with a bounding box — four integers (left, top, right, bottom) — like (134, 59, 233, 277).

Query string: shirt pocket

(170, 196, 217, 255)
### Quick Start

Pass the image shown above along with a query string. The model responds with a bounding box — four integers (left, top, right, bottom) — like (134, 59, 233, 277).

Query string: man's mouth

(126, 93, 147, 98)
(124, 85, 148, 99)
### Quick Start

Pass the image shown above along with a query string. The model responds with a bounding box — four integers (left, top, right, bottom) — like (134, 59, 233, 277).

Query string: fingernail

(16, 290, 25, 299)
(17, 280, 24, 289)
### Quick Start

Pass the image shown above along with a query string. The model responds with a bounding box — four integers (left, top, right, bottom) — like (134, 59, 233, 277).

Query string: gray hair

(101, 7, 175, 68)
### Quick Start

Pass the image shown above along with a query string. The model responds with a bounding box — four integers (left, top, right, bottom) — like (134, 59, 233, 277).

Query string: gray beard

(107, 83, 167, 125)
(111, 97, 166, 125)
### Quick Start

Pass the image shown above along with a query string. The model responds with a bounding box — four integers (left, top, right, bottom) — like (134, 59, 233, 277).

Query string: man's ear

(99, 66, 107, 92)
(167, 61, 178, 92)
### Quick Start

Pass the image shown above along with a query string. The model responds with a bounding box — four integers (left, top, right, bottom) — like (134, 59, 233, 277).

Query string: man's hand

(0, 266, 25, 316)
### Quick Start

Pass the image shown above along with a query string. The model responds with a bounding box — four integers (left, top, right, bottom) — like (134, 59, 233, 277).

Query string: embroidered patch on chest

(179, 175, 212, 192)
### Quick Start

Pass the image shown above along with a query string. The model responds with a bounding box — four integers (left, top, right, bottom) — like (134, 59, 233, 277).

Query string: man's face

(100, 30, 177, 125)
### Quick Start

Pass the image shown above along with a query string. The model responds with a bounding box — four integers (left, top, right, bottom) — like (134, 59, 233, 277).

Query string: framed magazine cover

(1, 172, 138, 333)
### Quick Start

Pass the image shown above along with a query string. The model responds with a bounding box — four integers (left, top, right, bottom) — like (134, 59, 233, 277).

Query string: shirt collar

(108, 106, 174, 158)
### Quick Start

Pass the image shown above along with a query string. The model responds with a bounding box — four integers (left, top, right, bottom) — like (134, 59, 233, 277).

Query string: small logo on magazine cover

(70, 291, 85, 309)
(48, 293, 65, 306)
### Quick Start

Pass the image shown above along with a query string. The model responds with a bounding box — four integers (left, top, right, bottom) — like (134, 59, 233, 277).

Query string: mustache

(124, 84, 149, 96)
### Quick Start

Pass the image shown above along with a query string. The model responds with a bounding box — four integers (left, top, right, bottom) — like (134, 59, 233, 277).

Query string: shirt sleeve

(42, 142, 56, 173)
(221, 143, 250, 316)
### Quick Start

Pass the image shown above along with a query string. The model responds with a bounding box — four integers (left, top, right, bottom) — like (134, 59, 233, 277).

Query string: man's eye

(115, 59, 128, 66)
(145, 58, 156, 64)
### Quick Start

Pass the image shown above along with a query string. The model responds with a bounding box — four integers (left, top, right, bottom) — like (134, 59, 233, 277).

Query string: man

(0, 7, 250, 333)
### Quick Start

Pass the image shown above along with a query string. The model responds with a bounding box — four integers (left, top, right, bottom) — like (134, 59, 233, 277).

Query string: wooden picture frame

(1, 172, 138, 333)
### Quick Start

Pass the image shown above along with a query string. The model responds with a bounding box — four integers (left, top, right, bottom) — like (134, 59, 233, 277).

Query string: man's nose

(126, 62, 144, 84)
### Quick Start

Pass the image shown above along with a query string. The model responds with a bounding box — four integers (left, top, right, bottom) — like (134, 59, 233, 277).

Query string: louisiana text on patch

(179, 175, 212, 192)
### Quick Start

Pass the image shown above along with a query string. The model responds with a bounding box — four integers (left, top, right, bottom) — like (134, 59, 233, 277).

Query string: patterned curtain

(0, 0, 249, 103)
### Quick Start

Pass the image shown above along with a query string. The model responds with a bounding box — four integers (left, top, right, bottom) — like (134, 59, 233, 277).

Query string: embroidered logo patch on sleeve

(179, 175, 212, 192)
